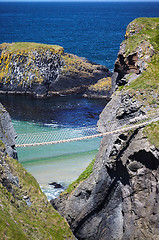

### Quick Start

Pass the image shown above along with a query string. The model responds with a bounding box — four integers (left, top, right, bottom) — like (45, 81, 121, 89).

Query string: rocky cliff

(114, 17, 158, 85)
(53, 18, 159, 240)
(0, 42, 114, 98)
(0, 103, 75, 239)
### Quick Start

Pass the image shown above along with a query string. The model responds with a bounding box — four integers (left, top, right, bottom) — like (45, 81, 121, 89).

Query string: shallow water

(14, 121, 101, 200)
(1, 95, 105, 199)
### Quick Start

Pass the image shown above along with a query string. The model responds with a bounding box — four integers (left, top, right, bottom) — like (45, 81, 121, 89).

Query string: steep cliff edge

(114, 17, 158, 85)
(0, 42, 113, 98)
(53, 18, 159, 240)
(0, 103, 75, 239)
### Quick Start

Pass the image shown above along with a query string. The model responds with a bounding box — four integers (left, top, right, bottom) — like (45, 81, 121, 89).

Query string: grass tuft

(143, 121, 159, 149)
(62, 158, 95, 195)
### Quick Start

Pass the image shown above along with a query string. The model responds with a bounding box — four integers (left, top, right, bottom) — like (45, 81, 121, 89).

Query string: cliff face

(0, 103, 17, 159)
(0, 103, 75, 240)
(53, 18, 159, 240)
(0, 42, 113, 98)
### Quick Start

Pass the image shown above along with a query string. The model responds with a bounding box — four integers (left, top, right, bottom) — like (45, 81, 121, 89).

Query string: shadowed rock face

(114, 51, 139, 80)
(114, 20, 155, 85)
(53, 91, 159, 240)
(0, 103, 17, 159)
(0, 103, 19, 194)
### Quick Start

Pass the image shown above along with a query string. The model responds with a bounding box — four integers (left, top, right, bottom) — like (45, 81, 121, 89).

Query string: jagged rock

(0, 103, 17, 159)
(118, 73, 140, 86)
(53, 91, 159, 239)
(49, 182, 64, 189)
(114, 21, 155, 83)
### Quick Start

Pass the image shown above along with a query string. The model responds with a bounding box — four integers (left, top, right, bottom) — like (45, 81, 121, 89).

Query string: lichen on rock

(0, 42, 113, 98)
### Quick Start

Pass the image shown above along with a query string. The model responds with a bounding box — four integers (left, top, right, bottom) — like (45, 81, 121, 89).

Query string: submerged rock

(49, 182, 64, 189)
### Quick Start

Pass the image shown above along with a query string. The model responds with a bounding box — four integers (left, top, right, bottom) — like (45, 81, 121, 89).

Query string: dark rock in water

(49, 182, 63, 189)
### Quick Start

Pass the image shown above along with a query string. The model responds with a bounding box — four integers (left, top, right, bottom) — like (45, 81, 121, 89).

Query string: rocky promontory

(0, 42, 114, 98)
(53, 18, 159, 240)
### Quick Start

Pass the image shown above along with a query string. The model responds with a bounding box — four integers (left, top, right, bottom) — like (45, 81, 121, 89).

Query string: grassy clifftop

(125, 18, 159, 95)
(0, 42, 64, 54)
(124, 17, 159, 55)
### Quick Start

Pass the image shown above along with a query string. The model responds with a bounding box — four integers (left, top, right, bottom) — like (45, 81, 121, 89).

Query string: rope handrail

(15, 114, 159, 148)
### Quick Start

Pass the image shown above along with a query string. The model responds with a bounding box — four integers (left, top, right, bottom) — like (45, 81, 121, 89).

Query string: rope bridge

(15, 113, 159, 148)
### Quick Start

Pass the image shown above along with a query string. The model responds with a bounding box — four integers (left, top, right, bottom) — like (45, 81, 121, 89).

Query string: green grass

(143, 121, 159, 149)
(125, 18, 159, 106)
(1, 42, 64, 55)
(124, 17, 159, 55)
(125, 54, 159, 107)
(118, 85, 125, 91)
(127, 54, 159, 90)
(0, 139, 5, 150)
(62, 158, 95, 195)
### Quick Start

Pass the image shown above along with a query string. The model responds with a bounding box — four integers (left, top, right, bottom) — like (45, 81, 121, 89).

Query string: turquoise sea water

(14, 121, 101, 200)
(1, 95, 105, 199)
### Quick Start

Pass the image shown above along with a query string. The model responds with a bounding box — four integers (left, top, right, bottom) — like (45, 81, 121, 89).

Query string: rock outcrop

(0, 42, 113, 98)
(114, 17, 156, 85)
(53, 18, 159, 240)
(0, 103, 75, 240)
(0, 103, 17, 159)
(83, 72, 118, 99)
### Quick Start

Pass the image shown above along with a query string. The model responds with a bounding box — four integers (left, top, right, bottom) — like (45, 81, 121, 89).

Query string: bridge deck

(15, 114, 159, 147)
